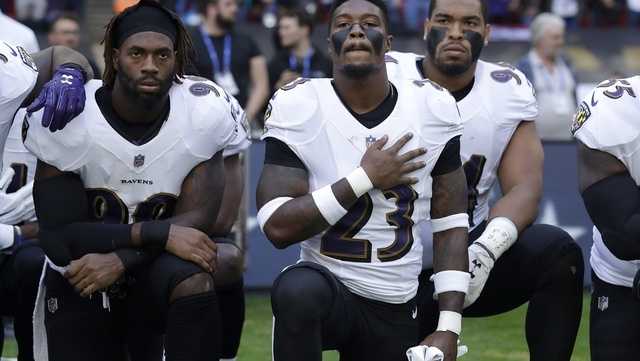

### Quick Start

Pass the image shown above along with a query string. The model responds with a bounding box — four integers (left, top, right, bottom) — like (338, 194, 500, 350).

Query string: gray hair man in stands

(517, 13, 576, 141)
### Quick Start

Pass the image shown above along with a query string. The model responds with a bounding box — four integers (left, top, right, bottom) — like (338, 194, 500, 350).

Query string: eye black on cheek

(426, 26, 447, 57)
(364, 28, 385, 55)
(330, 27, 350, 54)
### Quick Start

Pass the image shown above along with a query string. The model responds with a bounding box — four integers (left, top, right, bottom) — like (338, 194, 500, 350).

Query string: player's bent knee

(540, 225, 582, 262)
(170, 272, 215, 302)
(213, 242, 244, 287)
(13, 243, 45, 284)
(528, 224, 572, 242)
(525, 224, 577, 255)
(271, 264, 335, 323)
(530, 224, 584, 279)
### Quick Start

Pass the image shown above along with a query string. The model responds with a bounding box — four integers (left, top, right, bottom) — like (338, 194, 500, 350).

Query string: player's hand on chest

(360, 133, 427, 190)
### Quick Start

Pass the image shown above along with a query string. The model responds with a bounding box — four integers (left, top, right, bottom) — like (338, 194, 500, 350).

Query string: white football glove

(0, 167, 15, 192)
(0, 181, 36, 225)
(406, 343, 468, 361)
(464, 217, 518, 308)
(465, 242, 495, 308)
(0, 224, 17, 251)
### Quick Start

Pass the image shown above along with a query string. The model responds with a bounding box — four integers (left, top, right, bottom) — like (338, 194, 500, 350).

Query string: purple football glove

(26, 66, 86, 132)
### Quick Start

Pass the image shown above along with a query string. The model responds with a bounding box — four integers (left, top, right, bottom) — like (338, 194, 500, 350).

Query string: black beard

(426, 26, 484, 76)
(340, 63, 378, 79)
(116, 69, 175, 105)
(434, 60, 471, 76)
(216, 14, 235, 30)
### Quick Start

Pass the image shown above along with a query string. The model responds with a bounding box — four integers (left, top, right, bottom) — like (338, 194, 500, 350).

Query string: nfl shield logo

(597, 296, 609, 311)
(47, 297, 58, 314)
(365, 136, 377, 148)
(133, 154, 145, 168)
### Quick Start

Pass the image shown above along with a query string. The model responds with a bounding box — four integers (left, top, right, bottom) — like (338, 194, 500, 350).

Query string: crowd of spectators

(154, 0, 640, 31)
(0, 0, 633, 141)
(2, 0, 638, 45)
(0, 0, 83, 32)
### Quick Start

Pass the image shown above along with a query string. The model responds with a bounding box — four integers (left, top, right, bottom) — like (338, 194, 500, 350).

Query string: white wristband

(436, 311, 462, 335)
(257, 197, 293, 232)
(431, 213, 469, 233)
(312, 185, 348, 225)
(475, 217, 518, 260)
(346, 167, 374, 197)
(430, 270, 470, 296)
(0, 224, 14, 250)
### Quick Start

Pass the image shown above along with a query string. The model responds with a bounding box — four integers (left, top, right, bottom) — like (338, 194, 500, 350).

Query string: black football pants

(417, 223, 584, 361)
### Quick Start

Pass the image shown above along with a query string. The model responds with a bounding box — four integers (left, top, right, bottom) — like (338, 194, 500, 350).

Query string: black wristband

(140, 221, 170, 250)
(114, 249, 145, 271)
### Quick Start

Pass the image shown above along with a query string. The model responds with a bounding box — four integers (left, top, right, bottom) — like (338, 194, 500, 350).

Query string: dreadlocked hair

(101, 0, 194, 87)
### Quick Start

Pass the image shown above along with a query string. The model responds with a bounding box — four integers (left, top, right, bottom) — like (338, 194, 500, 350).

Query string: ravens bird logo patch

(571, 101, 592, 134)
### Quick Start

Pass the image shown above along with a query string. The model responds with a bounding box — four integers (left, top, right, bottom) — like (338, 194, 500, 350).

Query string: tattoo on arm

(431, 167, 468, 313)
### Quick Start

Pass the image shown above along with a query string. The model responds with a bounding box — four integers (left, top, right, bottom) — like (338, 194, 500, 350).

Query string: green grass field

(2, 292, 591, 360)
(236, 292, 590, 361)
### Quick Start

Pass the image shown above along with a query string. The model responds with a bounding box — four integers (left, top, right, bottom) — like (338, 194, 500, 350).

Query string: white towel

(406, 344, 468, 361)
(32, 258, 112, 361)
(32, 258, 67, 361)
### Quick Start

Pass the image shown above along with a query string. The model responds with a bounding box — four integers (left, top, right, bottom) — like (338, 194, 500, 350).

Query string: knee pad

(271, 262, 336, 323)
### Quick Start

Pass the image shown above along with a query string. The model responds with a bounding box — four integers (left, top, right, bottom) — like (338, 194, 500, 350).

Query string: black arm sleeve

(432, 136, 462, 176)
(34, 173, 134, 266)
(114, 249, 155, 272)
(582, 171, 640, 261)
(264, 137, 306, 169)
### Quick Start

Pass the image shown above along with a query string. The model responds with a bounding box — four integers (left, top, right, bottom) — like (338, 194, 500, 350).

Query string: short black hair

(329, 0, 390, 31)
(280, 7, 314, 34)
(427, 0, 489, 23)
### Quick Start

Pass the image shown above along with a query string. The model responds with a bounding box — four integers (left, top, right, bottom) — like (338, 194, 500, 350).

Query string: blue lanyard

(175, 0, 188, 14)
(201, 28, 232, 75)
(288, 48, 314, 78)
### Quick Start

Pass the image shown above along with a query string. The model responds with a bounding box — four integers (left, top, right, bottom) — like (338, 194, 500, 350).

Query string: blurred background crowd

(0, 0, 639, 140)
(3, 0, 640, 34)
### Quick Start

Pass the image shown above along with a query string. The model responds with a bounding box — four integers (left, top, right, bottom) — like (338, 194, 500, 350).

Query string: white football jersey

(386, 51, 538, 231)
(263, 77, 463, 304)
(0, 41, 37, 170)
(0, 109, 36, 223)
(24, 78, 239, 224)
(222, 88, 251, 158)
(4, 108, 36, 186)
(572, 76, 640, 287)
